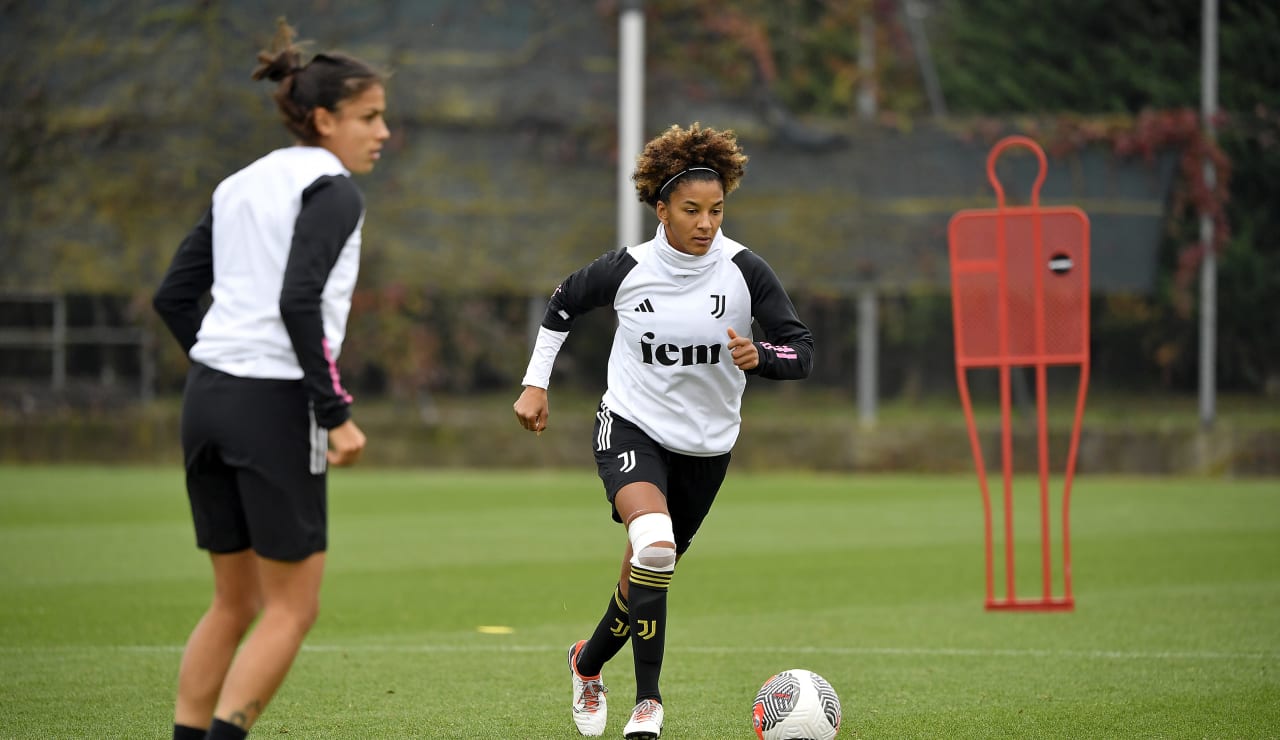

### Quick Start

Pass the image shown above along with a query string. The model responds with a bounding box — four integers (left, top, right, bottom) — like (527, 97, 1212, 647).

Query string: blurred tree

(626, 0, 1279, 394)
(926, 0, 1280, 393)
(639, 0, 926, 124)
(5, 1, 1277, 397)
(932, 0, 1278, 115)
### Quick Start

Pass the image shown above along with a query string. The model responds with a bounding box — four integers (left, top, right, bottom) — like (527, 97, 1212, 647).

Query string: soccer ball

(752, 668, 842, 740)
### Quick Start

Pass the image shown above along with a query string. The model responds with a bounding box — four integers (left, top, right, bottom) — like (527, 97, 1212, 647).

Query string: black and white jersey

(522, 224, 813, 456)
(153, 146, 365, 429)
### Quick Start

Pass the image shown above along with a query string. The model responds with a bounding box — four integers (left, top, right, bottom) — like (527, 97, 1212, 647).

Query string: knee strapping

(628, 512, 676, 572)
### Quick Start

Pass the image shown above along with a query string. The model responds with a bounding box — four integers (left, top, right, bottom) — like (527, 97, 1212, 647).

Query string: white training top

(190, 147, 363, 380)
(522, 224, 813, 456)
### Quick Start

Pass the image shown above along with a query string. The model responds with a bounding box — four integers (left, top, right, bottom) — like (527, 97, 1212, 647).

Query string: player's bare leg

(613, 482, 673, 600)
(211, 551, 325, 731)
(174, 550, 262, 730)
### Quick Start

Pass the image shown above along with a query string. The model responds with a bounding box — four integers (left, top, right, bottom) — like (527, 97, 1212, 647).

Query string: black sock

(627, 564, 672, 704)
(205, 718, 249, 740)
(576, 584, 630, 676)
(173, 725, 206, 740)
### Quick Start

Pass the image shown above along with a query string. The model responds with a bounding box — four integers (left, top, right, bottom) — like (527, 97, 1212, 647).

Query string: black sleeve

(279, 175, 365, 429)
(541, 247, 637, 332)
(733, 249, 814, 381)
(152, 208, 214, 354)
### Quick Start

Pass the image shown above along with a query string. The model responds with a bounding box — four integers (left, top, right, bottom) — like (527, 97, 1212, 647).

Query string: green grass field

(1, 466, 1277, 738)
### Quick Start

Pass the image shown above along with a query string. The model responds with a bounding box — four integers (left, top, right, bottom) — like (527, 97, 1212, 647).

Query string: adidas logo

(633, 298, 655, 313)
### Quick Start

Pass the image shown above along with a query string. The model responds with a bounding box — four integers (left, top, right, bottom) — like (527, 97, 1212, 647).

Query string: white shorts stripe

(308, 405, 328, 475)
(596, 406, 614, 451)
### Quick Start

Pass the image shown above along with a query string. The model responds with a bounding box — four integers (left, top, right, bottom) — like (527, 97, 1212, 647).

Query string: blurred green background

(1, 1, 1277, 472)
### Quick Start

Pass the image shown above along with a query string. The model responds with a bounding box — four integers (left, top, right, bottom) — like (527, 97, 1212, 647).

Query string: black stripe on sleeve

(279, 174, 365, 429)
(542, 247, 637, 332)
(732, 249, 814, 380)
(153, 207, 214, 354)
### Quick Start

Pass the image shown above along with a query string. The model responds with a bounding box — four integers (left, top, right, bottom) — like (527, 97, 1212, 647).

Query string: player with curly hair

(514, 122, 814, 739)
(153, 19, 389, 740)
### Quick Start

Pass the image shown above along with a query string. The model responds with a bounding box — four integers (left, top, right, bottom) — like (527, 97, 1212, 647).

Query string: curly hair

(632, 122, 748, 207)
(250, 18, 385, 145)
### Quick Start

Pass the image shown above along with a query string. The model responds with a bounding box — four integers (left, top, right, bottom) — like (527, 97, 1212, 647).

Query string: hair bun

(251, 18, 304, 82)
(252, 48, 303, 82)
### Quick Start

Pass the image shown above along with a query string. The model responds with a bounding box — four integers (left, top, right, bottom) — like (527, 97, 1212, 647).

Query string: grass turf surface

(0, 466, 1276, 738)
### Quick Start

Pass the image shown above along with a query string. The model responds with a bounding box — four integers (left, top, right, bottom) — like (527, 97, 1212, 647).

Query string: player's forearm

(521, 326, 569, 389)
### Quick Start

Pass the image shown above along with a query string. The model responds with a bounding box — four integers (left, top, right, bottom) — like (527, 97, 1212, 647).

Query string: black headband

(658, 167, 720, 195)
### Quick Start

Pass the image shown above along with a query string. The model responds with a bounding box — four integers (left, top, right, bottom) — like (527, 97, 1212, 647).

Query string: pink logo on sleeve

(322, 338, 354, 403)
(759, 342, 798, 360)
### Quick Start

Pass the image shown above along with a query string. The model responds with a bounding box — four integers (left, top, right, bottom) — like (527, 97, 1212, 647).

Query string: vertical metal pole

(140, 330, 155, 403)
(618, 0, 645, 249)
(526, 294, 544, 349)
(52, 295, 66, 393)
(1198, 0, 1218, 429)
(857, 287, 878, 427)
(856, 11, 876, 121)
(856, 8, 879, 427)
(901, 0, 947, 120)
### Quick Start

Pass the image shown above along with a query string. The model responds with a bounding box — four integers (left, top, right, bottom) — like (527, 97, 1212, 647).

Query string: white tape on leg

(628, 512, 676, 571)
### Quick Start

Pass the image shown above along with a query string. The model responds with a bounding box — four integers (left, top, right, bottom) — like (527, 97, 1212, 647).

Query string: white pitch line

(2, 644, 1274, 662)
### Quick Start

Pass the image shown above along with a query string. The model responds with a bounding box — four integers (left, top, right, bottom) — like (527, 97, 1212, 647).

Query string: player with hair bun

(153, 18, 389, 740)
(514, 122, 814, 739)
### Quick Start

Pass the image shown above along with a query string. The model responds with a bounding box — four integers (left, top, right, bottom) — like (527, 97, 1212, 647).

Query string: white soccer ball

(752, 668, 842, 740)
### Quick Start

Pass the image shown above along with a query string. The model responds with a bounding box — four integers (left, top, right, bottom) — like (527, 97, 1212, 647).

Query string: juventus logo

(610, 618, 630, 637)
(710, 294, 726, 318)
(636, 619, 659, 640)
(617, 450, 637, 473)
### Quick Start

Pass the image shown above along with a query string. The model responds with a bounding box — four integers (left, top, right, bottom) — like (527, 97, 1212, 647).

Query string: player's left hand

(727, 327, 758, 371)
(327, 419, 367, 466)
(513, 385, 549, 435)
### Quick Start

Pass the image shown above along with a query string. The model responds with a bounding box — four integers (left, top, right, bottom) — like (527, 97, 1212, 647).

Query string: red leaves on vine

(1037, 109, 1231, 309)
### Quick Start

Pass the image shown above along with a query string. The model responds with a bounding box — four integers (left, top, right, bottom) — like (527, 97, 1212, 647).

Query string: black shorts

(592, 402, 730, 555)
(180, 362, 328, 561)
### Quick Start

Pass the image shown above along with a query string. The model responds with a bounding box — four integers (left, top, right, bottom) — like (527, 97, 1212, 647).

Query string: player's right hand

(727, 327, 759, 371)
(327, 419, 367, 466)
(513, 386, 548, 435)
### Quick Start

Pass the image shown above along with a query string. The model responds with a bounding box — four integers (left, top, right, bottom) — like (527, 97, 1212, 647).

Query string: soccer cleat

(568, 640, 608, 736)
(623, 699, 664, 739)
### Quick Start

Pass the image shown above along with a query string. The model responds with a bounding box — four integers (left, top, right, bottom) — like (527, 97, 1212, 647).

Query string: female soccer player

(513, 123, 814, 739)
(152, 19, 389, 740)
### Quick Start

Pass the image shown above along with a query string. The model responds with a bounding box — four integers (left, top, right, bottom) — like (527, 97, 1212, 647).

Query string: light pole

(618, 0, 645, 249)
(1199, 0, 1218, 430)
